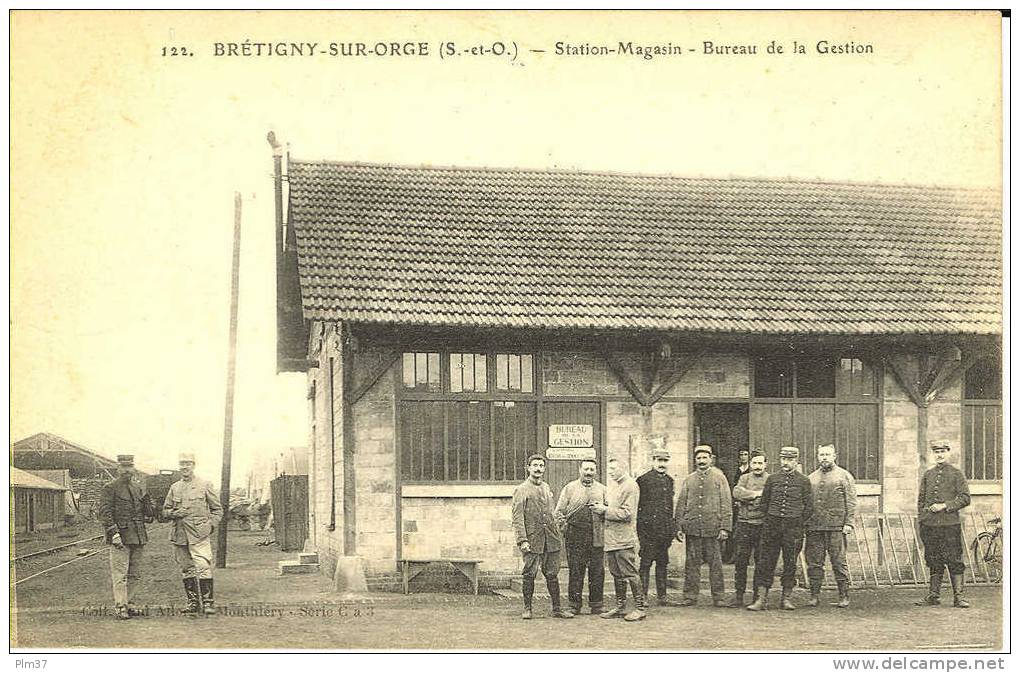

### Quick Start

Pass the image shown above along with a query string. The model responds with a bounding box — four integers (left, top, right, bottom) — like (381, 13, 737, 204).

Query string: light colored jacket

(163, 477, 223, 545)
(675, 466, 733, 537)
(603, 475, 640, 552)
(807, 464, 858, 531)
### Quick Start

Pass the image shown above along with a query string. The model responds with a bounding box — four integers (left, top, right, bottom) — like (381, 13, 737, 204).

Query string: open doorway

(692, 403, 750, 487)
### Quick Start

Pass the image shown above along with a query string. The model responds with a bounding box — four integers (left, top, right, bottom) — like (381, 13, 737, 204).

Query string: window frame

(962, 356, 1003, 482)
(750, 353, 883, 483)
(397, 348, 541, 485)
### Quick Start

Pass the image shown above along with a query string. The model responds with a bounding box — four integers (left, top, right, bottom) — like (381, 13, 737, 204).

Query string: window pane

(496, 354, 509, 390)
(965, 357, 1002, 400)
(754, 358, 793, 398)
(834, 404, 879, 481)
(402, 353, 416, 388)
(509, 354, 521, 390)
(427, 353, 441, 391)
(836, 358, 876, 398)
(796, 358, 836, 398)
(964, 403, 1002, 480)
(449, 354, 463, 392)
(474, 354, 487, 392)
(415, 354, 429, 385)
(521, 355, 534, 393)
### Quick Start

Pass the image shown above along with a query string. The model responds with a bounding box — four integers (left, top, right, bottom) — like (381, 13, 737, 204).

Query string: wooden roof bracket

(348, 350, 401, 406)
(601, 346, 705, 407)
(601, 351, 650, 406)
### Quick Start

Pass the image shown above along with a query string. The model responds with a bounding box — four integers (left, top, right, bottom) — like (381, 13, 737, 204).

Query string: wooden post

(216, 193, 242, 568)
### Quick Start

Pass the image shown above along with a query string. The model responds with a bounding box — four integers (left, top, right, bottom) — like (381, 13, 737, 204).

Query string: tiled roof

(287, 161, 1001, 335)
(11, 466, 67, 491)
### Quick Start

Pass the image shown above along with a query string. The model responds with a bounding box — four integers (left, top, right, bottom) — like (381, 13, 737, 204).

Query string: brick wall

(401, 497, 519, 573)
(542, 352, 622, 397)
(662, 353, 751, 399)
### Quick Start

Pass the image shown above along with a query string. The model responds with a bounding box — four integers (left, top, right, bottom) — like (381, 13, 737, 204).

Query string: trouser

(173, 538, 214, 579)
(919, 524, 966, 576)
(733, 521, 763, 595)
(754, 518, 804, 591)
(638, 537, 671, 599)
(805, 530, 851, 591)
(683, 535, 725, 600)
(110, 543, 144, 607)
(564, 537, 605, 610)
(521, 549, 562, 608)
(605, 547, 639, 581)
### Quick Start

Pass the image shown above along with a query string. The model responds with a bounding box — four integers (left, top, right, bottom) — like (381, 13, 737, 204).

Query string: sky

(10, 10, 1002, 481)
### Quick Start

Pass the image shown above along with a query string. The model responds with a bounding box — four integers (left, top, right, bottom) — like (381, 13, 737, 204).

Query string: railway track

(12, 523, 172, 586)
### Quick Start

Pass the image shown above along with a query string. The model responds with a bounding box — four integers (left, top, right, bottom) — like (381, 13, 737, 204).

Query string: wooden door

(541, 402, 602, 502)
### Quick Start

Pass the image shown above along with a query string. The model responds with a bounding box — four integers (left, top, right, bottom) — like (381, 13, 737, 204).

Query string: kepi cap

(930, 443, 952, 453)
(116, 454, 134, 466)
(651, 446, 671, 459)
(693, 445, 714, 458)
(779, 446, 800, 459)
(178, 452, 196, 464)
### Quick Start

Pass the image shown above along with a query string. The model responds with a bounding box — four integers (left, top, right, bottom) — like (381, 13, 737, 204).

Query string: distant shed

(12, 467, 67, 533)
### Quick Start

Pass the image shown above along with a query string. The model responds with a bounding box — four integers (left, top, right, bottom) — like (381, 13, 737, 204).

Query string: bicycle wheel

(973, 532, 999, 582)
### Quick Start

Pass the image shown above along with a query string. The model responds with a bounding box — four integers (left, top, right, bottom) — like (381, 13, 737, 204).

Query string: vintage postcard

(10, 9, 1005, 658)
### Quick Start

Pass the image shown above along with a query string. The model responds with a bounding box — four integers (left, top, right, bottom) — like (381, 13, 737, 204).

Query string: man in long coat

(555, 458, 607, 615)
(98, 454, 156, 619)
(805, 444, 858, 608)
(163, 452, 223, 616)
(636, 446, 677, 606)
(674, 445, 732, 607)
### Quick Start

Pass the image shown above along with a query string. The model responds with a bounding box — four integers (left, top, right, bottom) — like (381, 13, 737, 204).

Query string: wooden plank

(601, 351, 649, 406)
(349, 351, 402, 405)
(647, 350, 705, 406)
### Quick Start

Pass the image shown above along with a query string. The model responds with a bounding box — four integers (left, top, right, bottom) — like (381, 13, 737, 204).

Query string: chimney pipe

(268, 131, 286, 372)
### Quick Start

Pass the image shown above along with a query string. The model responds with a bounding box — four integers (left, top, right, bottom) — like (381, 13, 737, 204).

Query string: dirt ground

(11, 530, 1003, 651)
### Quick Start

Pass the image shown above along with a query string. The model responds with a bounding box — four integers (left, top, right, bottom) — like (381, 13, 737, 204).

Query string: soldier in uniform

(674, 445, 732, 607)
(591, 457, 645, 621)
(555, 458, 606, 615)
(98, 454, 157, 619)
(163, 452, 223, 616)
(747, 446, 813, 612)
(729, 450, 769, 608)
(916, 443, 972, 608)
(636, 446, 677, 607)
(805, 444, 857, 608)
(511, 454, 573, 620)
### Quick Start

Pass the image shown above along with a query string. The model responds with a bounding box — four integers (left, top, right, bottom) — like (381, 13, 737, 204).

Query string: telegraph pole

(217, 192, 242, 568)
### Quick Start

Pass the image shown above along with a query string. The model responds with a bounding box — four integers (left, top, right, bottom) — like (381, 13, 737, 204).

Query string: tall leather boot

(746, 588, 768, 612)
(600, 579, 628, 619)
(181, 578, 200, 616)
(780, 588, 796, 610)
(915, 571, 943, 606)
(950, 574, 970, 608)
(625, 577, 647, 621)
(199, 578, 216, 615)
(831, 580, 850, 608)
(547, 576, 573, 618)
(521, 576, 535, 619)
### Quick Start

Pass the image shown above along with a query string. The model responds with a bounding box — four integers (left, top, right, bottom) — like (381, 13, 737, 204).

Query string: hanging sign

(548, 424, 594, 448)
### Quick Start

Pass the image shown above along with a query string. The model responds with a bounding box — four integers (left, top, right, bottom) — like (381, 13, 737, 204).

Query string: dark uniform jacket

(98, 477, 156, 545)
(917, 463, 971, 527)
(636, 470, 675, 545)
(760, 470, 814, 528)
(511, 479, 562, 554)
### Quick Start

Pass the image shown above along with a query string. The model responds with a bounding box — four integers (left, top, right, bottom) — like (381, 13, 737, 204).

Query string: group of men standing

(97, 452, 223, 619)
(511, 440, 973, 620)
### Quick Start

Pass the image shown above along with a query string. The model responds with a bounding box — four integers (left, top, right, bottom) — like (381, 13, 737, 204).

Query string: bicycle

(970, 516, 1002, 583)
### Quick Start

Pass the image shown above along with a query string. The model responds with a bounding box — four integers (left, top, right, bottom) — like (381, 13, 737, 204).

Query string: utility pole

(217, 192, 242, 568)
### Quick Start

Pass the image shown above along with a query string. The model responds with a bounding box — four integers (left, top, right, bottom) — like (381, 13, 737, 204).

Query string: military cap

(779, 446, 800, 459)
(749, 449, 766, 460)
(693, 444, 714, 458)
(930, 443, 952, 453)
(178, 451, 197, 464)
(116, 454, 135, 466)
(817, 443, 836, 453)
(651, 446, 671, 459)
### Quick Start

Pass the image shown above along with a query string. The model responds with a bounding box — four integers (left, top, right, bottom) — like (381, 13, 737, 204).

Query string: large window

(399, 351, 537, 483)
(752, 356, 880, 480)
(963, 357, 1002, 481)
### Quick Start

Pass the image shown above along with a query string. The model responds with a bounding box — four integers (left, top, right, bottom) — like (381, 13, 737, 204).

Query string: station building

(269, 148, 1002, 585)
